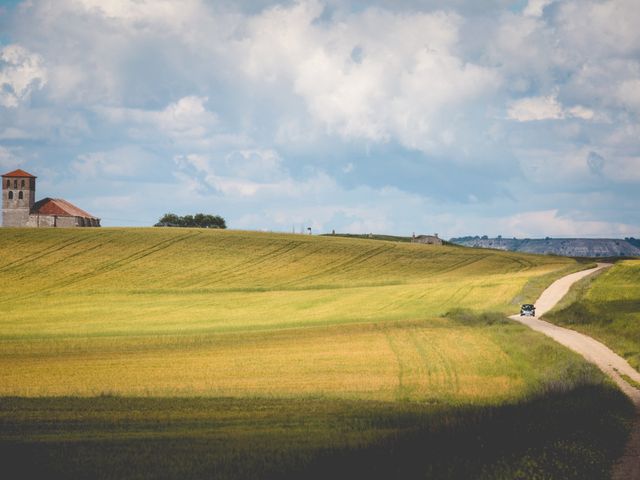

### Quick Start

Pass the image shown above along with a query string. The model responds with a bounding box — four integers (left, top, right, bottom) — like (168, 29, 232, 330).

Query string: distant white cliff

(449, 237, 640, 257)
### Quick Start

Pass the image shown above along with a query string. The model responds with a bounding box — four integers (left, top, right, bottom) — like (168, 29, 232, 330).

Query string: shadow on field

(0, 385, 633, 480)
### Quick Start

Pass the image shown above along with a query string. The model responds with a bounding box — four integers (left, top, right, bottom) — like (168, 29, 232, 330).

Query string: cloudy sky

(0, 0, 639, 238)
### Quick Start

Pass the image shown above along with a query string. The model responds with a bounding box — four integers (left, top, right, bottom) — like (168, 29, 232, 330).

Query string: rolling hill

(0, 228, 632, 479)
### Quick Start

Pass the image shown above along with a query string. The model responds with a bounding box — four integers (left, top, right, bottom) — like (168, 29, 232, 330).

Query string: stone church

(2, 169, 100, 228)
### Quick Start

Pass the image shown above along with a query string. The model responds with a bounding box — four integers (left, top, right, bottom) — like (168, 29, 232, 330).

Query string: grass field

(546, 259, 640, 371)
(0, 228, 633, 478)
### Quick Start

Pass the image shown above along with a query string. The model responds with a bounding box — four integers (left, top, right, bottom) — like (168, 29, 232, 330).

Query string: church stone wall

(2, 208, 30, 227)
(25, 214, 53, 227)
(56, 216, 81, 228)
(26, 215, 85, 228)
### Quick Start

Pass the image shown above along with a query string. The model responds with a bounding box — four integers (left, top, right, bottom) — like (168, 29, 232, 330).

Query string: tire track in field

(237, 244, 345, 289)
(60, 230, 201, 281)
(20, 242, 108, 272)
(409, 328, 459, 396)
(434, 254, 491, 275)
(198, 241, 304, 287)
(0, 232, 200, 303)
(278, 244, 394, 287)
(435, 285, 469, 306)
(8, 242, 110, 293)
(413, 252, 475, 276)
(433, 338, 460, 394)
(408, 328, 435, 388)
(379, 325, 408, 400)
(0, 235, 89, 272)
(503, 255, 535, 270)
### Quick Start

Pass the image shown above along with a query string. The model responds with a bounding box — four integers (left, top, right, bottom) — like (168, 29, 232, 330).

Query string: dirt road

(510, 264, 640, 479)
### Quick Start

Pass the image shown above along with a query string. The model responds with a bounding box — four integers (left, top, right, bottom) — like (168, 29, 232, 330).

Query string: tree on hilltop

(155, 213, 226, 229)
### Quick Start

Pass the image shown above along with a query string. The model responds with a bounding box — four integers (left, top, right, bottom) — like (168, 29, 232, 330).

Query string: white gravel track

(509, 264, 640, 479)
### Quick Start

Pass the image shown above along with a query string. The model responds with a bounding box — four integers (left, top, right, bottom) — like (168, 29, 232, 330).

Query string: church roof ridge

(2, 169, 36, 178)
(32, 197, 99, 219)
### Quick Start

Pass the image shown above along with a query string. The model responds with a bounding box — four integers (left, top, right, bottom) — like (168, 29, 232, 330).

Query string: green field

(0, 228, 633, 478)
(546, 260, 640, 371)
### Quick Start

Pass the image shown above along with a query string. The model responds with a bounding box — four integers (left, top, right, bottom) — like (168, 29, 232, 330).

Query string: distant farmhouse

(412, 233, 443, 245)
(2, 169, 100, 228)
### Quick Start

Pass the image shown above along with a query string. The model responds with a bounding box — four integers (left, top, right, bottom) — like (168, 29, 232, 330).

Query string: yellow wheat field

(0, 228, 584, 401)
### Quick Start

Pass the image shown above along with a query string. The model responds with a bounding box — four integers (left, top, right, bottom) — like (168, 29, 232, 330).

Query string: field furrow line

(379, 325, 406, 400)
(0, 235, 88, 272)
(199, 241, 303, 287)
(408, 328, 434, 387)
(90, 232, 201, 274)
(0, 232, 200, 303)
(5, 242, 111, 296)
(278, 244, 394, 287)
(435, 254, 490, 275)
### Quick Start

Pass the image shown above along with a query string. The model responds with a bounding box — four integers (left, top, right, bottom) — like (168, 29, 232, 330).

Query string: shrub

(444, 308, 509, 326)
(155, 213, 226, 229)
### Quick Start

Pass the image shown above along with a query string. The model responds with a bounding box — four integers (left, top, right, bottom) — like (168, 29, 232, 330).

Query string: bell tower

(2, 169, 36, 227)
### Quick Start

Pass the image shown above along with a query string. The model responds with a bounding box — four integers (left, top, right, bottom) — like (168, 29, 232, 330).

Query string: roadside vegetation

(545, 259, 640, 371)
(0, 228, 633, 478)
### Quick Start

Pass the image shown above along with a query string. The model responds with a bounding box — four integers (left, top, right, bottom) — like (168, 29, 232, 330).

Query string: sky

(0, 0, 639, 238)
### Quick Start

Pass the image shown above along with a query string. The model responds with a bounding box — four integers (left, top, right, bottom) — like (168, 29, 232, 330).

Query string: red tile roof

(2, 169, 36, 178)
(31, 198, 98, 219)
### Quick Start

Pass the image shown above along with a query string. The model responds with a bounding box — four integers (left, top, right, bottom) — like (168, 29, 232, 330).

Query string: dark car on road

(520, 304, 536, 316)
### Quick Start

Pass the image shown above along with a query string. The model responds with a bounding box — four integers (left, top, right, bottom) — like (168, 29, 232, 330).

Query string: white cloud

(498, 209, 637, 238)
(517, 146, 640, 187)
(13, 0, 234, 106)
(224, 150, 284, 182)
(70, 0, 201, 26)
(617, 79, 640, 113)
(523, 0, 555, 18)
(507, 94, 594, 122)
(229, 182, 427, 234)
(0, 146, 23, 170)
(601, 156, 640, 183)
(72, 146, 156, 179)
(241, 2, 499, 153)
(557, 0, 640, 58)
(566, 105, 595, 120)
(491, 0, 640, 125)
(98, 96, 218, 142)
(86, 194, 135, 210)
(508, 94, 564, 122)
(0, 128, 33, 140)
(0, 44, 47, 108)
(2, 0, 639, 237)
(174, 150, 335, 199)
(517, 147, 600, 185)
(488, 13, 556, 87)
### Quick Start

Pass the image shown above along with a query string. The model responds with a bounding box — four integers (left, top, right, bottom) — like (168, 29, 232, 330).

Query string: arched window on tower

(18, 191, 23, 200)
(5, 179, 9, 188)
(8, 191, 13, 200)
(21, 179, 25, 188)
(13, 180, 17, 188)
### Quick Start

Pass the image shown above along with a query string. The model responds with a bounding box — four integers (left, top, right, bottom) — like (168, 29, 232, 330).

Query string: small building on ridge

(2, 169, 100, 228)
(412, 233, 443, 245)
